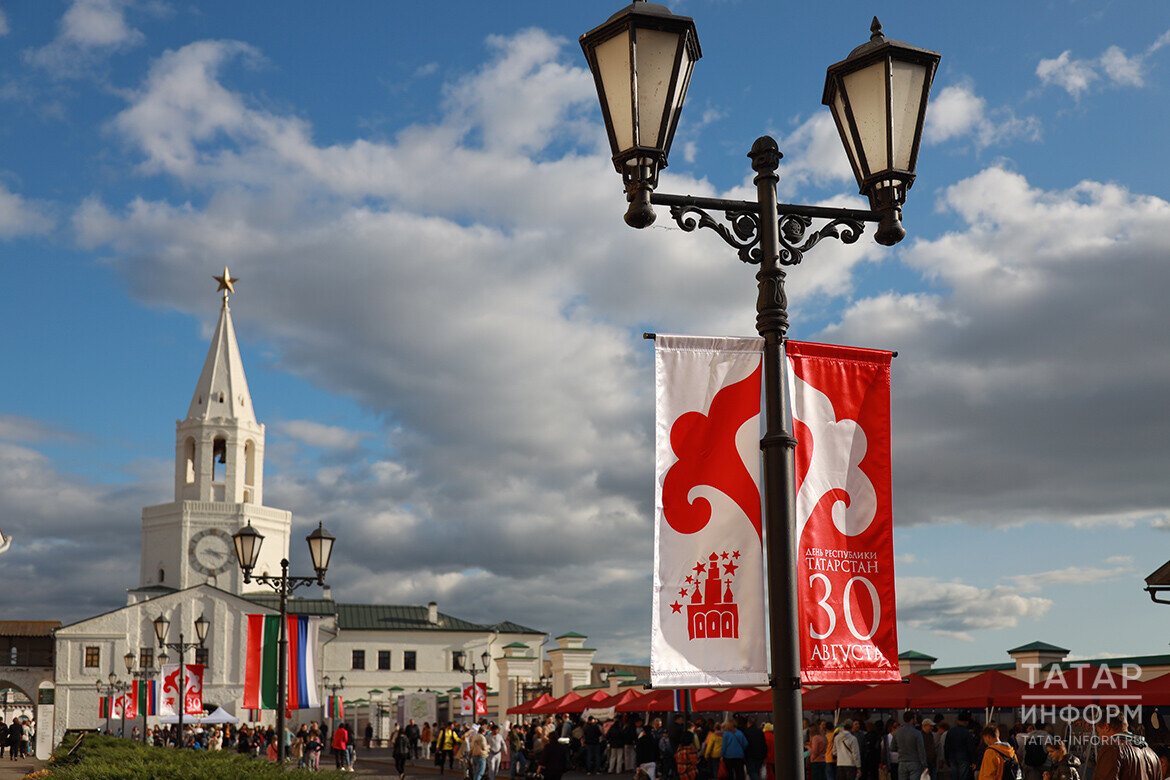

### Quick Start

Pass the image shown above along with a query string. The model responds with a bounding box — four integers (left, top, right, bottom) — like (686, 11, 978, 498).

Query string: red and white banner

(159, 663, 205, 717)
(651, 336, 899, 686)
(111, 692, 125, 719)
(652, 335, 768, 687)
(789, 341, 899, 683)
(123, 685, 137, 720)
(461, 682, 487, 716)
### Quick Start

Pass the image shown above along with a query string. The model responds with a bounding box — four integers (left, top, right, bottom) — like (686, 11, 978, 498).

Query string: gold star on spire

(213, 266, 239, 298)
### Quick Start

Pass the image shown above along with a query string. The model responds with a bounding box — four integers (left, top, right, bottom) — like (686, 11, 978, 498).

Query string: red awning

(508, 693, 553, 715)
(995, 666, 1141, 708)
(911, 671, 1028, 710)
(800, 684, 871, 711)
(562, 690, 613, 714)
(694, 688, 767, 712)
(838, 674, 942, 710)
(601, 689, 646, 710)
(532, 692, 582, 714)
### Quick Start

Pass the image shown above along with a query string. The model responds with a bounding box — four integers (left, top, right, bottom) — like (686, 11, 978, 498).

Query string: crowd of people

(0, 717, 34, 760)
(802, 709, 1163, 780)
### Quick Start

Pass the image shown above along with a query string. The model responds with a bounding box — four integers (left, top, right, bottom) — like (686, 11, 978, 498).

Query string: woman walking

(394, 725, 413, 778)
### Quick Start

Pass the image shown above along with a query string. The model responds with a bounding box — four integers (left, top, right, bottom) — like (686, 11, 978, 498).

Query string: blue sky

(3, 0, 1170, 669)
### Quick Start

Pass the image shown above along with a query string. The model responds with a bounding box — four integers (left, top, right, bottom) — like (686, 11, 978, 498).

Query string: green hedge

(37, 734, 348, 779)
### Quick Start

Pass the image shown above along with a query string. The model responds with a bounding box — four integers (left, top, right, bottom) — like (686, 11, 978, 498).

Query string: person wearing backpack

(1022, 725, 1053, 780)
(978, 723, 1021, 780)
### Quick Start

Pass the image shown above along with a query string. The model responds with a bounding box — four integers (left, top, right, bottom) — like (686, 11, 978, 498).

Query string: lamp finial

(870, 17, 884, 41)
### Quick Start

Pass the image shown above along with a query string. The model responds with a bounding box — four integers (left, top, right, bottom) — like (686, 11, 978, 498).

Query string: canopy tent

(910, 671, 1028, 710)
(507, 693, 553, 715)
(532, 692, 582, 714)
(694, 687, 767, 712)
(995, 665, 1140, 708)
(562, 690, 613, 714)
(800, 684, 871, 711)
(1135, 673, 1170, 705)
(599, 689, 645, 710)
(159, 706, 240, 725)
(838, 674, 942, 710)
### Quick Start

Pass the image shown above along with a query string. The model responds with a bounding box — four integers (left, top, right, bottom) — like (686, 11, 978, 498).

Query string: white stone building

(46, 280, 547, 754)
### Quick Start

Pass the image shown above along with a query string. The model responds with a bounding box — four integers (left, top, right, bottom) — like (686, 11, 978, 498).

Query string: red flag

(788, 341, 900, 683)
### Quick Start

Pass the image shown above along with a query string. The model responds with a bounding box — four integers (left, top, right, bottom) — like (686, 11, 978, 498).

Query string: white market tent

(159, 706, 240, 725)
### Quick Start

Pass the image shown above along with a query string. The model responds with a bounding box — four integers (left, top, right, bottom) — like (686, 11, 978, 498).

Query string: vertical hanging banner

(652, 335, 768, 687)
(243, 614, 322, 710)
(788, 341, 900, 683)
(461, 682, 487, 716)
(160, 663, 206, 716)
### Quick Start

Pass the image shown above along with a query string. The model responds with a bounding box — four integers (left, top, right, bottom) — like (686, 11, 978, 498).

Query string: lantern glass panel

(889, 59, 928, 171)
(634, 27, 685, 150)
(594, 30, 634, 154)
(832, 89, 862, 183)
(842, 60, 889, 175)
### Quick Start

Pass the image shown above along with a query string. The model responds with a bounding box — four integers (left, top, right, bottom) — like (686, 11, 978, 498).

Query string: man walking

(833, 720, 862, 780)
(892, 712, 926, 780)
(945, 712, 978, 780)
(407, 719, 421, 759)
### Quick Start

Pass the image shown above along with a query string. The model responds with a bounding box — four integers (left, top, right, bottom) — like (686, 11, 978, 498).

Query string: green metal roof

(244, 595, 540, 634)
(389, 687, 404, 691)
(619, 679, 649, 688)
(492, 621, 543, 635)
(504, 642, 530, 649)
(898, 650, 938, 661)
(556, 631, 587, 639)
(608, 670, 638, 678)
(1007, 641, 1070, 654)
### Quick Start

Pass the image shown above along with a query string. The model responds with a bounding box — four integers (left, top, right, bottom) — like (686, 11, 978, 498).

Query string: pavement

(0, 754, 46, 780)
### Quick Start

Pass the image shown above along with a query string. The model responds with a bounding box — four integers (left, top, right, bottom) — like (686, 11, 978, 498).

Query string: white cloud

(897, 576, 1051, 642)
(26, 0, 145, 77)
(1036, 29, 1170, 98)
(279, 420, 370, 452)
(924, 82, 1040, 149)
(0, 9, 9, 36)
(0, 184, 55, 237)
(1010, 563, 1133, 592)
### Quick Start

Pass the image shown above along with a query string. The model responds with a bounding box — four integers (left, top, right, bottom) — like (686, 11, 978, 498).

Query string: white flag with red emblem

(159, 663, 205, 717)
(652, 335, 768, 687)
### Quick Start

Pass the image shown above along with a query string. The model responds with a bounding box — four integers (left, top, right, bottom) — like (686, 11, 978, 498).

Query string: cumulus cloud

(0, 184, 55, 236)
(823, 166, 1170, 529)
(924, 82, 1040, 149)
(1036, 28, 1170, 98)
(897, 576, 1051, 641)
(279, 420, 370, 453)
(26, 0, 145, 77)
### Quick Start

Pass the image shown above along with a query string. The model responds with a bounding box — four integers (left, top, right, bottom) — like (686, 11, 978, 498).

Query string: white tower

(139, 269, 292, 595)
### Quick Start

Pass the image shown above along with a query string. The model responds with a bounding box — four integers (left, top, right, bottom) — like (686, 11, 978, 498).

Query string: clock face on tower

(188, 527, 234, 577)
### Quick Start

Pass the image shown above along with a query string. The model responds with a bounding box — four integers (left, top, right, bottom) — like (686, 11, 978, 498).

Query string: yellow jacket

(703, 732, 722, 759)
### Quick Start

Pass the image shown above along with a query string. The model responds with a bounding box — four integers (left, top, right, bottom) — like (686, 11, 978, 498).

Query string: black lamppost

(232, 520, 336, 763)
(95, 674, 130, 735)
(462, 650, 491, 720)
(580, 6, 939, 779)
(125, 649, 163, 744)
(152, 612, 209, 745)
(323, 675, 346, 732)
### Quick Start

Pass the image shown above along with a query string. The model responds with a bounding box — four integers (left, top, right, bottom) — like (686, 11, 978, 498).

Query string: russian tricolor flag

(243, 614, 322, 710)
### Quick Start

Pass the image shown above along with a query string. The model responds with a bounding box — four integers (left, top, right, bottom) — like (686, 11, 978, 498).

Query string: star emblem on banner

(670, 602, 682, 613)
(724, 562, 738, 576)
(672, 549, 740, 641)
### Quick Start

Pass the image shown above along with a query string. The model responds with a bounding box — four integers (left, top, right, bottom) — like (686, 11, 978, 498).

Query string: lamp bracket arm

(1145, 586, 1170, 605)
(668, 202, 763, 264)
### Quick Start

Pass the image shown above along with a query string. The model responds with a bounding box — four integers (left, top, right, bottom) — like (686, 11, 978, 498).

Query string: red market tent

(838, 674, 943, 710)
(620, 688, 721, 712)
(800, 684, 871, 711)
(562, 690, 614, 713)
(695, 687, 768, 712)
(507, 692, 553, 715)
(734, 689, 777, 713)
(600, 689, 646, 710)
(532, 692, 582, 714)
(996, 665, 1141, 708)
(1135, 673, 1170, 706)
(910, 671, 1029, 710)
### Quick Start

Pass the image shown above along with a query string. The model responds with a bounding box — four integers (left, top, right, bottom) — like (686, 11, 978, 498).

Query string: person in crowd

(510, 723, 530, 779)
(893, 712, 926, 780)
(978, 723, 1019, 780)
(676, 721, 701, 780)
(466, 724, 489, 780)
(9, 718, 23, 761)
(637, 724, 661, 780)
(920, 719, 937, 779)
(307, 728, 323, 772)
(809, 721, 829, 780)
(1095, 714, 1160, 780)
(422, 721, 434, 760)
(392, 724, 412, 778)
(763, 723, 775, 780)
(1043, 737, 1081, 780)
(834, 719, 862, 780)
(487, 723, 506, 780)
(608, 716, 627, 774)
(540, 731, 570, 780)
(332, 720, 351, 771)
(703, 720, 724, 780)
(437, 721, 461, 774)
(1024, 722, 1055, 780)
(722, 719, 748, 780)
(743, 716, 767, 780)
(584, 716, 604, 776)
(625, 717, 641, 772)
(946, 711, 979, 780)
(407, 718, 421, 759)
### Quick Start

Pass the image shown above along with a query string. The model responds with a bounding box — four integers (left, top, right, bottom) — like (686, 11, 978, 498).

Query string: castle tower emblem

(671, 550, 741, 640)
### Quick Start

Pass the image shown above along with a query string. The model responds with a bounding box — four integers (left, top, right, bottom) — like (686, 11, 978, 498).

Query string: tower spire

(186, 269, 255, 425)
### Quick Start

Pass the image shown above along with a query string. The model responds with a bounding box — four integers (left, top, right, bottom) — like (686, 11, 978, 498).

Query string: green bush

(38, 734, 348, 779)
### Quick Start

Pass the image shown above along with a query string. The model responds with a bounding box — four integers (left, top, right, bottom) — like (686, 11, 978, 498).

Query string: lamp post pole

(463, 651, 491, 721)
(153, 615, 208, 747)
(95, 677, 129, 736)
(324, 676, 346, 733)
(579, 6, 940, 780)
(233, 521, 336, 764)
(126, 651, 163, 744)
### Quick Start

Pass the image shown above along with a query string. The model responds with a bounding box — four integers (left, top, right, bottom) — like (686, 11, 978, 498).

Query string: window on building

(195, 647, 209, 667)
(140, 648, 154, 670)
(378, 651, 391, 670)
(404, 651, 417, 671)
(452, 651, 465, 671)
(352, 650, 365, 670)
(84, 646, 100, 668)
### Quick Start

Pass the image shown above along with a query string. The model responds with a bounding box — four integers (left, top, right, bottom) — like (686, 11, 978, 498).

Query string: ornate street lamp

(232, 520, 336, 763)
(153, 613, 209, 744)
(462, 651, 492, 720)
(96, 674, 130, 736)
(323, 675, 346, 732)
(581, 6, 939, 779)
(126, 650, 164, 744)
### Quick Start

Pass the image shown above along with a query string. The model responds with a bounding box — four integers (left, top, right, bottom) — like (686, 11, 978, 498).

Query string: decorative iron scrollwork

(669, 204, 763, 264)
(777, 214, 866, 266)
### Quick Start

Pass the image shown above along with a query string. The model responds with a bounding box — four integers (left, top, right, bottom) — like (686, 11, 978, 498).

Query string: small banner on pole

(159, 663, 205, 716)
(461, 682, 487, 716)
(651, 335, 899, 686)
